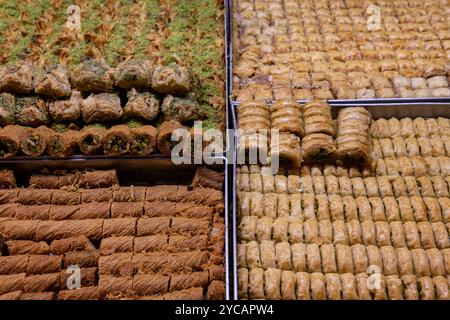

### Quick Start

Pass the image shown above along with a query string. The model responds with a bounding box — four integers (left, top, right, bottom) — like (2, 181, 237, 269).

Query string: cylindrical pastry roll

(426, 248, 445, 277)
(343, 196, 358, 221)
(355, 197, 372, 222)
(238, 268, 248, 299)
(264, 268, 281, 300)
(379, 138, 395, 158)
(325, 273, 342, 300)
(19, 126, 53, 157)
(288, 221, 303, 244)
(411, 249, 431, 277)
(291, 243, 306, 273)
(395, 247, 414, 276)
(300, 176, 314, 194)
(255, 217, 272, 242)
(438, 198, 450, 223)
(361, 220, 376, 246)
(320, 244, 337, 273)
(346, 220, 362, 245)
(302, 133, 337, 163)
(103, 125, 131, 156)
(15, 204, 50, 220)
(239, 216, 256, 242)
(318, 220, 332, 244)
(351, 177, 366, 197)
(286, 175, 300, 194)
(410, 196, 427, 222)
(271, 133, 302, 168)
(390, 221, 406, 248)
(442, 249, 450, 274)
(246, 241, 261, 268)
(277, 194, 290, 217)
(329, 195, 344, 222)
(383, 197, 400, 222)
(364, 177, 379, 197)
(306, 243, 321, 273)
(433, 276, 450, 300)
(375, 221, 392, 247)
(303, 101, 334, 136)
(304, 219, 319, 244)
(417, 222, 436, 249)
(325, 176, 339, 195)
(156, 120, 184, 156)
(271, 100, 304, 137)
(273, 217, 289, 242)
(336, 244, 354, 274)
(376, 176, 393, 197)
(128, 125, 158, 155)
(338, 176, 353, 197)
(237, 243, 246, 269)
(385, 275, 403, 300)
(351, 244, 368, 274)
(310, 272, 326, 300)
(380, 246, 399, 275)
(0, 170, 15, 189)
(249, 173, 262, 193)
(355, 273, 371, 300)
(418, 277, 435, 300)
(259, 240, 276, 269)
(397, 197, 415, 222)
(302, 194, 315, 221)
(369, 197, 386, 222)
(333, 220, 349, 245)
(262, 193, 276, 219)
(416, 176, 435, 197)
(295, 272, 311, 300)
(431, 222, 450, 249)
(392, 177, 407, 198)
(404, 221, 422, 249)
(281, 270, 296, 300)
(0, 220, 39, 240)
(276, 242, 293, 271)
(340, 273, 358, 300)
(51, 190, 81, 205)
(23, 273, 60, 293)
(431, 176, 449, 198)
(312, 176, 326, 195)
(47, 130, 79, 158)
(274, 176, 288, 194)
(392, 137, 407, 158)
(78, 126, 106, 155)
(248, 268, 265, 299)
(400, 275, 419, 300)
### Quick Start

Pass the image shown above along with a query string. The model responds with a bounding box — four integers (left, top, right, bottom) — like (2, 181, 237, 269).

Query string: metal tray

(230, 104, 450, 299)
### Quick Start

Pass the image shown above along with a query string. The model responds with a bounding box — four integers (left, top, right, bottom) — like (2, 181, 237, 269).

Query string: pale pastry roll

(375, 159, 387, 176)
(281, 271, 297, 300)
(375, 119, 391, 139)
(270, 100, 304, 138)
(361, 220, 377, 246)
(348, 167, 362, 178)
(371, 139, 383, 159)
(336, 244, 354, 274)
(306, 243, 322, 273)
(239, 216, 257, 241)
(413, 118, 430, 137)
(375, 221, 392, 247)
(376, 176, 394, 197)
(320, 244, 337, 273)
(438, 156, 450, 176)
(333, 220, 349, 245)
(366, 245, 383, 272)
(433, 276, 450, 300)
(238, 268, 249, 299)
(322, 164, 336, 176)
(250, 192, 264, 217)
(312, 176, 326, 195)
(400, 118, 415, 138)
(372, 277, 388, 300)
(259, 240, 276, 269)
(316, 195, 330, 221)
(397, 157, 414, 176)
(410, 156, 427, 177)
(412, 249, 432, 277)
(261, 168, 275, 193)
(431, 176, 449, 197)
(380, 246, 399, 276)
(396, 248, 415, 276)
(405, 137, 420, 156)
(303, 219, 319, 245)
(385, 275, 403, 300)
(249, 267, 265, 299)
(335, 166, 349, 177)
(404, 221, 422, 249)
(286, 175, 301, 194)
(426, 248, 445, 277)
(274, 175, 288, 193)
(325, 273, 342, 300)
(355, 196, 372, 222)
(291, 243, 307, 273)
(328, 195, 344, 221)
(379, 138, 395, 158)
(299, 176, 314, 194)
(426, 119, 440, 137)
(364, 177, 379, 197)
(401, 275, 420, 300)
(383, 197, 401, 222)
(299, 165, 311, 177)
(325, 176, 339, 195)
(276, 242, 293, 271)
(273, 217, 289, 242)
(343, 196, 358, 221)
(289, 194, 303, 221)
(264, 268, 282, 300)
(318, 220, 332, 245)
(417, 137, 433, 157)
(246, 241, 262, 268)
(392, 177, 408, 197)
(431, 222, 450, 249)
(390, 221, 407, 248)
(418, 277, 436, 300)
(437, 198, 450, 223)
(355, 273, 372, 300)
(443, 139, 450, 157)
(288, 221, 303, 244)
(263, 193, 277, 219)
(239, 192, 251, 216)
(369, 197, 387, 222)
(249, 173, 263, 192)
(351, 244, 368, 274)
(392, 137, 408, 157)
(301, 133, 337, 163)
(237, 132, 270, 164)
(442, 249, 450, 274)
(370, 120, 380, 138)
(309, 272, 326, 301)
(437, 118, 450, 136)
(430, 136, 446, 157)
(340, 273, 358, 300)
(277, 194, 290, 217)
(237, 243, 247, 268)
(347, 220, 362, 246)
(404, 176, 420, 196)
(351, 177, 366, 197)
(338, 176, 353, 197)
(385, 158, 400, 176)
(387, 118, 402, 138)
(238, 172, 250, 191)
(418, 222, 437, 249)
(295, 272, 311, 300)
(256, 216, 273, 242)
(410, 196, 428, 222)
(302, 194, 316, 221)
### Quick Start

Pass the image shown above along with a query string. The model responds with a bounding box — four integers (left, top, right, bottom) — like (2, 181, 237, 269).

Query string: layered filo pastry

(270, 100, 304, 138)
(270, 133, 302, 169)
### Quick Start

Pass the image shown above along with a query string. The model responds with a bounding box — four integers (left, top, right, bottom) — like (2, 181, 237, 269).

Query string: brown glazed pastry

(0, 125, 25, 158)
(47, 130, 79, 157)
(130, 125, 158, 156)
(114, 59, 153, 89)
(237, 100, 270, 133)
(270, 99, 304, 137)
(34, 64, 71, 98)
(78, 126, 107, 155)
(302, 133, 337, 163)
(151, 63, 191, 96)
(157, 120, 184, 156)
(0, 63, 33, 94)
(0, 93, 16, 126)
(15, 97, 49, 127)
(303, 101, 334, 136)
(192, 167, 224, 191)
(0, 170, 15, 188)
(270, 132, 301, 168)
(19, 126, 53, 157)
(237, 132, 270, 165)
(103, 125, 131, 156)
(70, 59, 114, 93)
(79, 170, 118, 188)
(124, 89, 159, 121)
(58, 286, 99, 300)
(48, 91, 82, 122)
(81, 93, 123, 124)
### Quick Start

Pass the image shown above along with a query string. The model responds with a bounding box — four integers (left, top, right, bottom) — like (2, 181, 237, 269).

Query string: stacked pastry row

(0, 177, 225, 300)
(232, 0, 450, 100)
